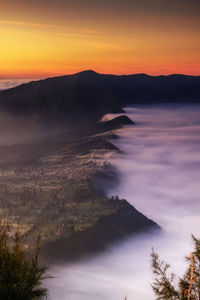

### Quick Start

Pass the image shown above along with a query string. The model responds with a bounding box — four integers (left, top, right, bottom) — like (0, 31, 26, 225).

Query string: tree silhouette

(0, 225, 49, 300)
(151, 235, 200, 300)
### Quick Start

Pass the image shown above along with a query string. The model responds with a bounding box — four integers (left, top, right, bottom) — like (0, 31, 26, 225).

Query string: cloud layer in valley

(46, 104, 200, 300)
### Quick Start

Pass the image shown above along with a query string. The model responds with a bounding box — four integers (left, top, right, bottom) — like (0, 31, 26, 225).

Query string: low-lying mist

(0, 111, 78, 166)
(46, 104, 200, 300)
(0, 112, 48, 146)
(0, 79, 31, 90)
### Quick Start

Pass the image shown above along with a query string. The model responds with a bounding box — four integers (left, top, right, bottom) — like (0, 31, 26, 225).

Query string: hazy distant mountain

(0, 70, 200, 123)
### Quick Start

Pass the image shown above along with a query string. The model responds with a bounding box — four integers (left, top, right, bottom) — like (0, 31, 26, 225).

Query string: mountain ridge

(2, 70, 200, 91)
(0, 70, 200, 125)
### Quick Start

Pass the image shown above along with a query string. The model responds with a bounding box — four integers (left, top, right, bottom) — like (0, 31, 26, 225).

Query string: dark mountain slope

(0, 70, 200, 124)
(0, 70, 121, 123)
(41, 199, 158, 262)
(122, 74, 200, 103)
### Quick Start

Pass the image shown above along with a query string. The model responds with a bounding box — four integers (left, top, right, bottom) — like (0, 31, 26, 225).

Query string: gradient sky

(0, 0, 200, 78)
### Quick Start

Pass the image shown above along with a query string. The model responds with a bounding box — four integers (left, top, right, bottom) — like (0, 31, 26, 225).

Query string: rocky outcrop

(98, 115, 135, 132)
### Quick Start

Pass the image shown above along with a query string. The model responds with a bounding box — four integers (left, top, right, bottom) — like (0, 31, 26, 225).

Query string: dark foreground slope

(0, 70, 200, 124)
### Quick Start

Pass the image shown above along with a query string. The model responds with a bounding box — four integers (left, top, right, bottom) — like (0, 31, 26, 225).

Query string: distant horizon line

(0, 69, 200, 80)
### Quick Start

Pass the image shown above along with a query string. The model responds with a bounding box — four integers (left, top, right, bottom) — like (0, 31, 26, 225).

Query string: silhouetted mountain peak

(76, 70, 99, 79)
(78, 70, 98, 75)
(0, 70, 200, 125)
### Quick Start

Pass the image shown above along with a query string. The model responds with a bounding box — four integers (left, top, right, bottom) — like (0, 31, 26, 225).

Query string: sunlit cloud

(0, 19, 55, 28)
(0, 19, 102, 36)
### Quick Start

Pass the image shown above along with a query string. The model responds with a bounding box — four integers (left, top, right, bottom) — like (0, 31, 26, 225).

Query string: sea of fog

(0, 79, 32, 90)
(47, 104, 200, 300)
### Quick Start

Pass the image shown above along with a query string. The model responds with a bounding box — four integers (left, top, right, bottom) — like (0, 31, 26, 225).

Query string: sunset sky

(0, 0, 200, 78)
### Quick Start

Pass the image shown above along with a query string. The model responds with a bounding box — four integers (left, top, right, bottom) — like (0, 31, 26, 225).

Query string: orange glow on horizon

(1, 64, 200, 80)
(0, 1, 200, 78)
